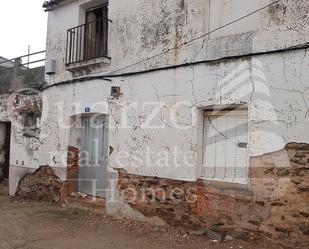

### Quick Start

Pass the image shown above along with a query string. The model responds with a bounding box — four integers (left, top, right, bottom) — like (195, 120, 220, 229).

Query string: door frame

(0, 121, 11, 183)
(78, 114, 108, 198)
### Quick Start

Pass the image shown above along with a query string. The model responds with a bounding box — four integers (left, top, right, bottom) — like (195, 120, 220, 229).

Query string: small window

(23, 113, 38, 137)
(202, 107, 248, 184)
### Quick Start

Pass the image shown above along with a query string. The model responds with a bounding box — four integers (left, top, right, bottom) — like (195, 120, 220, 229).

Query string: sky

(0, 0, 48, 60)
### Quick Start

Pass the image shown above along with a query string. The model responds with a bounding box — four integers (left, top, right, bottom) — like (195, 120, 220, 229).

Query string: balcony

(65, 16, 110, 71)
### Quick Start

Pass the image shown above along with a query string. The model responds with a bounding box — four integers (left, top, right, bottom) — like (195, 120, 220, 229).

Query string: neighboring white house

(7, 0, 309, 244)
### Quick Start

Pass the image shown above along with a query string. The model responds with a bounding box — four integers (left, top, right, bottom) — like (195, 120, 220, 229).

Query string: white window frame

(202, 108, 249, 184)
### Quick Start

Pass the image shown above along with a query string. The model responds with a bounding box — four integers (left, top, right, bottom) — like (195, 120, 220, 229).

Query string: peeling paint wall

(35, 80, 111, 181)
(41, 0, 309, 244)
(107, 49, 309, 181)
(45, 0, 111, 84)
(6, 92, 43, 195)
(43, 0, 309, 195)
(0, 66, 44, 195)
(46, 0, 309, 81)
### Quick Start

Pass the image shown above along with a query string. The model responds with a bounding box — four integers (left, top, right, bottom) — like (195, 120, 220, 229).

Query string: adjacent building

(0, 54, 45, 191)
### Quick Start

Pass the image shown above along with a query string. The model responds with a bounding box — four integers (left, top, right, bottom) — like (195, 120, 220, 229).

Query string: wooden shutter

(203, 110, 248, 183)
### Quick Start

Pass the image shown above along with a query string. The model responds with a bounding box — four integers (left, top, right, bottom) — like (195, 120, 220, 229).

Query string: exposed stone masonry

(117, 143, 309, 247)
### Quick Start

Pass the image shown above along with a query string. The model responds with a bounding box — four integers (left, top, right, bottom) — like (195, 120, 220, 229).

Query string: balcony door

(84, 4, 108, 60)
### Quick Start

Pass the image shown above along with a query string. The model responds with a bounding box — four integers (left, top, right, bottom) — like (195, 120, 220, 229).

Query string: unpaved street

(0, 183, 279, 249)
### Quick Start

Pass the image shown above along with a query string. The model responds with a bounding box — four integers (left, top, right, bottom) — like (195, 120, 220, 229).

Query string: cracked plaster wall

(42, 0, 309, 180)
(0, 62, 44, 195)
(105, 49, 309, 241)
(46, 0, 309, 83)
(36, 0, 309, 237)
(38, 48, 309, 183)
(0, 92, 43, 195)
(34, 80, 111, 181)
(107, 49, 309, 181)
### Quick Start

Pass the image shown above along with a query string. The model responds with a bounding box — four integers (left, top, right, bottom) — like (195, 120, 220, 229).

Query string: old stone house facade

(3, 0, 309, 246)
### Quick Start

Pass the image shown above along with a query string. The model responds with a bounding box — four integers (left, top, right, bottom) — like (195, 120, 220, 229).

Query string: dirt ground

(0, 182, 281, 249)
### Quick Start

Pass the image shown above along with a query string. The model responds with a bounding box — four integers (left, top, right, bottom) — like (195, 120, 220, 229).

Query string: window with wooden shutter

(202, 109, 248, 184)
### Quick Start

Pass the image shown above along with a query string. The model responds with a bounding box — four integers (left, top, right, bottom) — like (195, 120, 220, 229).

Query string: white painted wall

(35, 80, 112, 180)
(46, 0, 309, 82)
(106, 49, 309, 181)
(38, 48, 309, 182)
(45, 0, 111, 84)
(0, 93, 41, 195)
(39, 0, 309, 184)
(209, 0, 260, 38)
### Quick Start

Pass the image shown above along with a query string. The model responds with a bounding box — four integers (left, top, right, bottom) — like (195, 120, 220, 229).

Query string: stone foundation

(117, 143, 309, 246)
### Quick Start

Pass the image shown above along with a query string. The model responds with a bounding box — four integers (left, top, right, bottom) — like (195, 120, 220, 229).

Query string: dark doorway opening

(0, 122, 11, 184)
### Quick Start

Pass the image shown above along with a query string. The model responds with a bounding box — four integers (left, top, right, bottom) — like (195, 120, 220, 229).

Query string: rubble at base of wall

(15, 165, 64, 203)
(117, 143, 309, 247)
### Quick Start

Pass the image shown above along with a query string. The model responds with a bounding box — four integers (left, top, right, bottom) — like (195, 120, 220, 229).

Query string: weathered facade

(5, 0, 309, 246)
(0, 56, 45, 195)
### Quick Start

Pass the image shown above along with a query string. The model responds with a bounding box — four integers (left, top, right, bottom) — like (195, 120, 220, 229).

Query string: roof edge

(42, 0, 75, 11)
